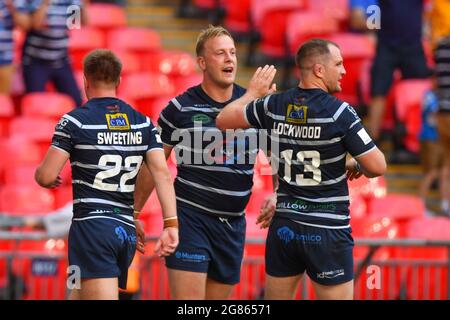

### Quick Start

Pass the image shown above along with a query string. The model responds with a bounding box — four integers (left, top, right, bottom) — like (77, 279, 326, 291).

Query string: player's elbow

(215, 113, 227, 131)
(363, 152, 387, 178)
(34, 166, 55, 188)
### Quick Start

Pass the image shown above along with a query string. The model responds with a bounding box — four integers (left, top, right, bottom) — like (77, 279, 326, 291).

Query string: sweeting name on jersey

(97, 132, 142, 145)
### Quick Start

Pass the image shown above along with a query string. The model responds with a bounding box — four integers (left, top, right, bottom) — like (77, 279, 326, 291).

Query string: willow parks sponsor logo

(191, 114, 212, 124)
(277, 199, 337, 212)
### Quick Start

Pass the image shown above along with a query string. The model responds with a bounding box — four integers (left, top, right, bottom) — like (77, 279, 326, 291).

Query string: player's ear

(312, 63, 324, 78)
(116, 76, 122, 88)
(197, 56, 206, 71)
(83, 76, 89, 89)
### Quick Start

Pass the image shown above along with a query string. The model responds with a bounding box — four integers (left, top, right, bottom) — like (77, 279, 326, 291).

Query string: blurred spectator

(367, 0, 431, 142)
(349, 0, 379, 33)
(418, 86, 446, 215)
(435, 35, 450, 216)
(426, 0, 450, 49)
(0, 0, 31, 94)
(20, 0, 88, 106)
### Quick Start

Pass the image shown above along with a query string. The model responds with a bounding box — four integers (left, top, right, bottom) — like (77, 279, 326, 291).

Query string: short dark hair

(83, 49, 122, 86)
(195, 25, 233, 56)
(295, 39, 339, 70)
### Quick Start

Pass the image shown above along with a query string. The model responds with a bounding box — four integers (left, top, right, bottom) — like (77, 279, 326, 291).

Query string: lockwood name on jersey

(97, 132, 142, 145)
(273, 123, 321, 139)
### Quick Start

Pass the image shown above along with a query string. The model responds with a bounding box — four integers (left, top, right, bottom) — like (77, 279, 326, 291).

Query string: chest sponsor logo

(286, 104, 307, 124)
(106, 113, 130, 130)
(192, 114, 212, 124)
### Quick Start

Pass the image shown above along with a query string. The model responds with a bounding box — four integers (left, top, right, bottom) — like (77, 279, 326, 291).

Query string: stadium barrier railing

(0, 232, 448, 300)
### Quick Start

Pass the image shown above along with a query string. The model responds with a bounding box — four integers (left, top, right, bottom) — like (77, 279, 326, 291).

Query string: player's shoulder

(61, 104, 90, 128)
(264, 88, 300, 108)
(233, 83, 246, 98)
(167, 85, 200, 111)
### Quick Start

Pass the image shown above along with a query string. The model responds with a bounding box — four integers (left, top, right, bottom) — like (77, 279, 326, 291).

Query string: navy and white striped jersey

(20, 0, 82, 65)
(435, 37, 450, 112)
(245, 87, 376, 229)
(0, 0, 28, 65)
(158, 84, 260, 217)
(51, 97, 163, 222)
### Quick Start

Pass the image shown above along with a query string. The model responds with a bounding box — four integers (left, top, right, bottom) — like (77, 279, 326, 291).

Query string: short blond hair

(195, 25, 233, 56)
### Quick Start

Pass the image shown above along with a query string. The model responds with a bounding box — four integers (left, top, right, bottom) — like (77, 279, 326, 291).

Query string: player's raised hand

(154, 227, 179, 258)
(247, 65, 277, 99)
(134, 219, 146, 254)
(256, 193, 277, 229)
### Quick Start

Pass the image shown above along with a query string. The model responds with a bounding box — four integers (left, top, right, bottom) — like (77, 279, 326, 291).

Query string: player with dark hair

(35, 49, 178, 300)
(217, 39, 386, 299)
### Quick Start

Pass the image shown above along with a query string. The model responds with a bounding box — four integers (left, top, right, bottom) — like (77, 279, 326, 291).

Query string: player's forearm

(134, 165, 155, 212)
(216, 92, 257, 130)
(152, 169, 177, 219)
(355, 148, 387, 178)
(34, 165, 58, 188)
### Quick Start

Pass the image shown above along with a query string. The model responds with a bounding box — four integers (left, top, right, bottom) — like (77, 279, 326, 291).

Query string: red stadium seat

(0, 185, 55, 214)
(9, 116, 55, 145)
(193, 0, 221, 9)
(141, 50, 197, 77)
(222, 0, 251, 34)
(118, 72, 175, 114)
(0, 94, 15, 138)
(348, 175, 387, 202)
(54, 185, 73, 209)
(140, 96, 172, 121)
(286, 11, 339, 57)
(107, 28, 162, 61)
(69, 27, 106, 70)
(87, 4, 127, 35)
(4, 165, 39, 186)
(21, 92, 75, 119)
(0, 138, 42, 166)
(173, 72, 203, 96)
(394, 79, 432, 153)
(251, 0, 307, 58)
(113, 50, 141, 74)
(349, 193, 368, 219)
(368, 194, 425, 222)
(308, 0, 350, 31)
